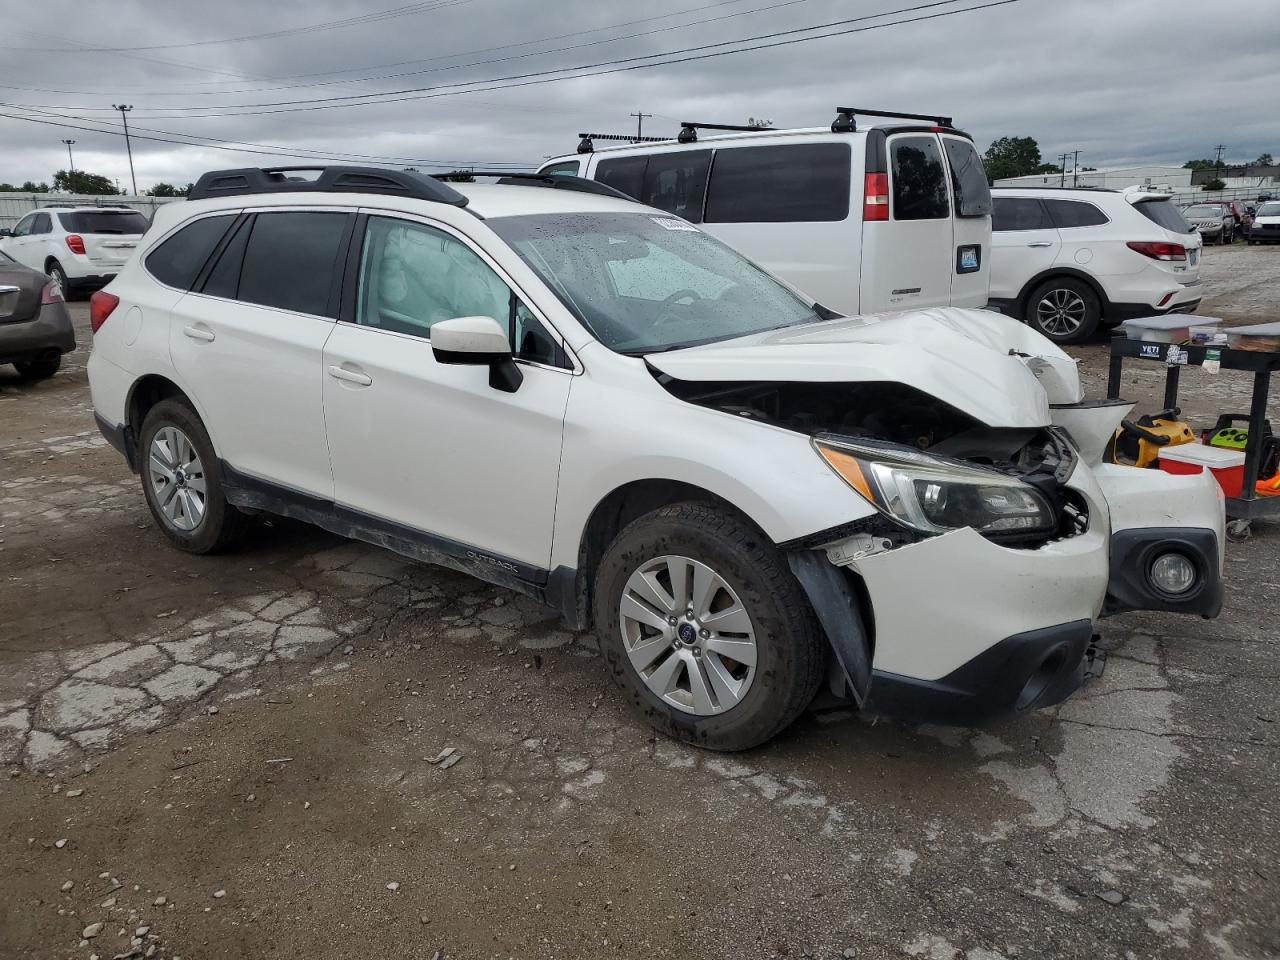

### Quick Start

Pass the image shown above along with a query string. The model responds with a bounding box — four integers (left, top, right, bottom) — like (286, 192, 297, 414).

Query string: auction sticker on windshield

(651, 217, 700, 232)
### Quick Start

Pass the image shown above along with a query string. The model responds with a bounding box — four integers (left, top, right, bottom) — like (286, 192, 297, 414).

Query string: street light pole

(61, 139, 76, 190)
(112, 103, 137, 196)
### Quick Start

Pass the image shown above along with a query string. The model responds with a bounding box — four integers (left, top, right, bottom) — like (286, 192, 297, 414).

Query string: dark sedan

(1, 250, 75, 380)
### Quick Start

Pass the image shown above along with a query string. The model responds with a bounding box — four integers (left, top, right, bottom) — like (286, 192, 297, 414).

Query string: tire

(593, 502, 826, 751)
(138, 398, 250, 554)
(1024, 276, 1102, 344)
(46, 260, 69, 297)
(14, 355, 61, 380)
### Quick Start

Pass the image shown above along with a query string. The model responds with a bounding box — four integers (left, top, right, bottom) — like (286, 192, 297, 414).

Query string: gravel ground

(1, 244, 1278, 960)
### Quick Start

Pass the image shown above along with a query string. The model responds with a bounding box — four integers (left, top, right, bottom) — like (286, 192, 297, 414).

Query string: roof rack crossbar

(576, 132, 668, 153)
(429, 171, 632, 201)
(186, 165, 469, 207)
(677, 121, 763, 144)
(831, 107, 954, 133)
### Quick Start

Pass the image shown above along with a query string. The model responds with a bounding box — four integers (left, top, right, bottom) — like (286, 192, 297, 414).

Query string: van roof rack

(187, 166, 469, 206)
(430, 171, 632, 200)
(830, 107, 954, 133)
(676, 121, 762, 144)
(577, 132, 669, 154)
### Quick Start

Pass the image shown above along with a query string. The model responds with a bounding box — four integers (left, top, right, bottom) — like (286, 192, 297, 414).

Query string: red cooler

(1158, 444, 1246, 497)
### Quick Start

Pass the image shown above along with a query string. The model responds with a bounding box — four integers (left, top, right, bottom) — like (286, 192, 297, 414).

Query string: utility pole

(113, 103, 137, 196)
(1071, 149, 1081, 187)
(629, 111, 652, 142)
(1058, 153, 1069, 187)
(61, 139, 76, 190)
(1213, 143, 1226, 182)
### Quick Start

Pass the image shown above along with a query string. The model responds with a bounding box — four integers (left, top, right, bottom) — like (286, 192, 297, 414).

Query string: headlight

(814, 436, 1057, 537)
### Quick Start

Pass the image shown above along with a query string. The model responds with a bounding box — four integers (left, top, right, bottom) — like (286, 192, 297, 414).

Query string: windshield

(57, 210, 149, 234)
(1183, 205, 1224, 218)
(1257, 202, 1280, 218)
(1134, 198, 1194, 233)
(488, 212, 822, 354)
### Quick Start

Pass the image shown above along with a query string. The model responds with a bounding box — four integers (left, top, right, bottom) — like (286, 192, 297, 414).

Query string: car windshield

(488, 212, 823, 354)
(1184, 205, 1224, 217)
(1257, 202, 1280, 217)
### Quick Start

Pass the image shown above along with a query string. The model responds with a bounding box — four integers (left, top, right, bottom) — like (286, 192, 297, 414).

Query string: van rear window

(942, 138, 992, 217)
(704, 143, 850, 224)
(891, 136, 949, 221)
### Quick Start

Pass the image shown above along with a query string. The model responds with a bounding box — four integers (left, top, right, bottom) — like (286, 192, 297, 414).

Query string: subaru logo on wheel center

(677, 623, 697, 644)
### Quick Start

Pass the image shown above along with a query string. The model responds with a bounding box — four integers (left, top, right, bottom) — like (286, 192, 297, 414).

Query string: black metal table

(1106, 333, 1280, 531)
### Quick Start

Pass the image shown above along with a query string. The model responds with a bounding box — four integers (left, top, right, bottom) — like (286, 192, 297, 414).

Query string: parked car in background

(0, 250, 75, 380)
(1182, 202, 1235, 244)
(1228, 200, 1253, 237)
(1249, 200, 1280, 244)
(536, 107, 993, 318)
(88, 165, 1225, 750)
(0, 206, 149, 298)
(987, 187, 1202, 343)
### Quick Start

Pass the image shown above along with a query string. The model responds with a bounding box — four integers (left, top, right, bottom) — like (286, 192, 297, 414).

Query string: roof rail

(187, 166, 469, 206)
(430, 172, 633, 201)
(576, 132, 668, 154)
(676, 121, 762, 144)
(831, 106, 954, 133)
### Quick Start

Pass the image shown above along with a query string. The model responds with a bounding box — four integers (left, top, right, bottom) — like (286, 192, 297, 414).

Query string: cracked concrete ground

(2, 248, 1278, 960)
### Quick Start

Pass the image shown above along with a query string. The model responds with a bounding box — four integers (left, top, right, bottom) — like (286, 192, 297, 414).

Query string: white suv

(988, 188, 1203, 343)
(87, 166, 1225, 750)
(0, 205, 149, 297)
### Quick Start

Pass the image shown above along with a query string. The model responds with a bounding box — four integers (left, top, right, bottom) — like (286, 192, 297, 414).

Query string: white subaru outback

(87, 166, 1226, 751)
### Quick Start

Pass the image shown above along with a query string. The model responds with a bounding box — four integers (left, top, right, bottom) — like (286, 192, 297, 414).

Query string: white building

(994, 164, 1193, 191)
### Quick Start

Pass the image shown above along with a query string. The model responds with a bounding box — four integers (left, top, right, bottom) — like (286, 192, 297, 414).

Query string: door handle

(327, 364, 372, 387)
(183, 325, 215, 342)
(1026, 241, 1054, 248)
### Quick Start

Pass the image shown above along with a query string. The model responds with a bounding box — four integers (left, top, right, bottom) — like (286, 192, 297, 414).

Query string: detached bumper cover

(863, 620, 1099, 725)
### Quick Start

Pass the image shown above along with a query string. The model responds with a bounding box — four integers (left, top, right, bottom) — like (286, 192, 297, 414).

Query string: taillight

(40, 280, 63, 305)
(1127, 240, 1186, 261)
(65, 234, 86, 255)
(863, 172, 889, 222)
(89, 291, 119, 333)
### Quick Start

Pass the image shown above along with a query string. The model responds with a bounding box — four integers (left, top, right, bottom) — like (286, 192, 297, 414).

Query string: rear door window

(58, 210, 149, 234)
(890, 136, 949, 221)
(146, 214, 236, 290)
(594, 156, 648, 200)
(704, 143, 850, 223)
(235, 212, 351, 316)
(1043, 199, 1109, 228)
(992, 197, 1052, 231)
(641, 150, 710, 222)
(942, 138, 992, 217)
(1133, 199, 1193, 234)
(32, 214, 51, 234)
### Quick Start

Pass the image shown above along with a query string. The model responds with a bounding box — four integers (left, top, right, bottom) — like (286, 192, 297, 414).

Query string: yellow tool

(1107, 407, 1196, 468)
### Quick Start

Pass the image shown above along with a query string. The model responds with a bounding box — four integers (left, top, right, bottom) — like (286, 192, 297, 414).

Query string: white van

(537, 108, 992, 317)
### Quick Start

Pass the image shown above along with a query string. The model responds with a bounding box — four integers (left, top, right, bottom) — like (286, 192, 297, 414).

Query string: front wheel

(593, 503, 826, 751)
(1025, 277, 1101, 344)
(139, 399, 250, 554)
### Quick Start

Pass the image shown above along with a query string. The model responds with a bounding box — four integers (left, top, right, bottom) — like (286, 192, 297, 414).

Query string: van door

(941, 135, 992, 308)
(860, 133, 953, 312)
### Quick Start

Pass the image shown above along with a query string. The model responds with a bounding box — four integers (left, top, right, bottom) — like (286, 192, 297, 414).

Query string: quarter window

(890, 136, 949, 221)
(992, 197, 1052, 232)
(704, 143, 851, 223)
(641, 150, 710, 222)
(236, 211, 350, 316)
(146, 215, 236, 290)
(1043, 199, 1109, 229)
(539, 160, 581, 177)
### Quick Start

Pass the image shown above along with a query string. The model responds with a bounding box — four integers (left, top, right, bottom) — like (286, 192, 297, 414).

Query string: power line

(23, 0, 1012, 120)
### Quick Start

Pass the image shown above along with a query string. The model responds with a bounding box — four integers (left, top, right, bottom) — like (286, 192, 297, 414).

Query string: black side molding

(94, 413, 138, 472)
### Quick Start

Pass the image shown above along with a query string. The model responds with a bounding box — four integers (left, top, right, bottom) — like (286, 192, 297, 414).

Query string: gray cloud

(2, 0, 1275, 191)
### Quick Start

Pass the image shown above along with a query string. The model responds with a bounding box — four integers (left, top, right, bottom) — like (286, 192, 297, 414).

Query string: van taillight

(89, 291, 119, 333)
(65, 234, 86, 255)
(1126, 241, 1186, 261)
(863, 172, 889, 221)
(40, 280, 64, 305)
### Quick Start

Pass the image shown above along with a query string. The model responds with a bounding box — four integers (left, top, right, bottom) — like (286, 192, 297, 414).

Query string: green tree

(1202, 178, 1226, 191)
(438, 170, 475, 182)
(52, 169, 118, 195)
(982, 136, 1053, 182)
(147, 182, 187, 197)
(1183, 159, 1217, 171)
(0, 182, 19, 192)
(20, 180, 49, 193)
(1256, 153, 1274, 166)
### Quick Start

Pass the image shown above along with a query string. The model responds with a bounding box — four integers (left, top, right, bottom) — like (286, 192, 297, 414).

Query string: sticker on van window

(651, 217, 699, 232)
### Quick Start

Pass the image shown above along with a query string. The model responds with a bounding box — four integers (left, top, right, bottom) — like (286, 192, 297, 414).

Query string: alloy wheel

(618, 554, 758, 716)
(1035, 288, 1087, 337)
(147, 425, 207, 532)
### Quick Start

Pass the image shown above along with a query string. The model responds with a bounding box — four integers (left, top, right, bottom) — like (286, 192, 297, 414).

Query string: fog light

(1150, 552, 1197, 595)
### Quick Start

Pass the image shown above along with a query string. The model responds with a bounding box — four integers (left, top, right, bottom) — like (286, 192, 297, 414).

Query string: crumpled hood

(648, 307, 1082, 429)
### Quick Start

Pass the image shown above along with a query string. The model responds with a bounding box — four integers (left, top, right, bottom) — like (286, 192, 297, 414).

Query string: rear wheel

(139, 399, 249, 554)
(14, 355, 61, 380)
(45, 260, 68, 297)
(593, 502, 826, 751)
(1025, 276, 1101, 344)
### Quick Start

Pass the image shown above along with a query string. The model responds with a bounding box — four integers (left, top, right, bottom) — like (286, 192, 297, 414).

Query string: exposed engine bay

(656, 375, 1087, 543)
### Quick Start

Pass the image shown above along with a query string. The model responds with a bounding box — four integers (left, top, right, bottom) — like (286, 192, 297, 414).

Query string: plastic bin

(1121, 315, 1221, 344)
(1158, 444, 1246, 497)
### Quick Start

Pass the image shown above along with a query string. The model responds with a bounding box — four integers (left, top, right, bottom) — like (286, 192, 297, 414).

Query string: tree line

(0, 169, 191, 196)
(983, 137, 1276, 184)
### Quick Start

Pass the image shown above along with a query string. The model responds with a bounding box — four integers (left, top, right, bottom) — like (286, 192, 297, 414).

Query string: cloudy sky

(1, 0, 1275, 192)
